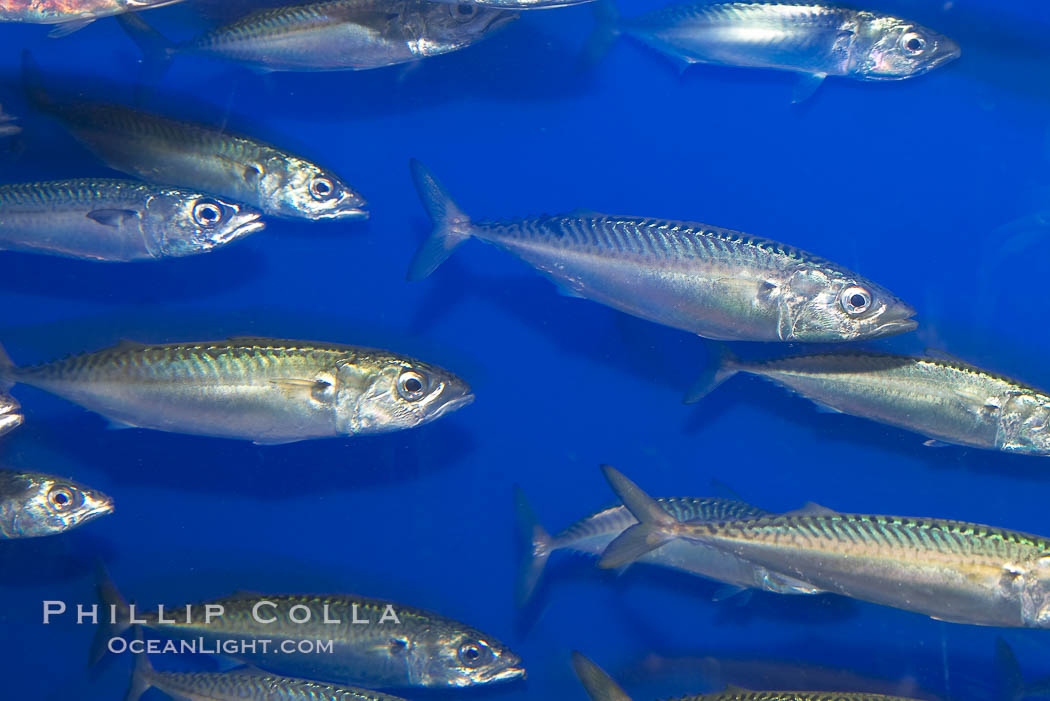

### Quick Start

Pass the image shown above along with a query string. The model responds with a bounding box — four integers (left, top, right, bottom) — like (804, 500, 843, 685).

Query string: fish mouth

(434, 392, 475, 419)
(231, 219, 267, 240)
(315, 207, 370, 222)
(870, 316, 918, 339)
(485, 12, 519, 32)
(478, 660, 526, 684)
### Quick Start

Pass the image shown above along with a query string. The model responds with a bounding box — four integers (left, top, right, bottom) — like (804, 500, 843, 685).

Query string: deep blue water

(3, 1, 1050, 698)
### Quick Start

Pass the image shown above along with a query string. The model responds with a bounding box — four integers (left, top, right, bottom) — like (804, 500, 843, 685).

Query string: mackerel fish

(572, 651, 925, 701)
(515, 487, 822, 603)
(0, 469, 112, 538)
(408, 160, 916, 342)
(589, 2, 960, 101)
(119, 0, 517, 72)
(94, 572, 525, 688)
(0, 0, 186, 37)
(0, 338, 473, 444)
(25, 55, 367, 220)
(599, 466, 1050, 628)
(689, 348, 1050, 455)
(127, 647, 411, 701)
(0, 178, 263, 261)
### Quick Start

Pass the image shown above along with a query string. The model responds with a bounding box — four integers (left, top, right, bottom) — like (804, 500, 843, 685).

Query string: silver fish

(0, 337, 473, 444)
(94, 571, 525, 688)
(0, 390, 22, 436)
(119, 0, 517, 72)
(599, 466, 1050, 628)
(689, 347, 1050, 456)
(572, 651, 925, 701)
(589, 2, 960, 101)
(0, 179, 263, 261)
(0, 0, 186, 37)
(515, 486, 822, 603)
(0, 469, 113, 538)
(25, 55, 367, 221)
(407, 160, 916, 342)
(431, 0, 586, 9)
(127, 648, 411, 701)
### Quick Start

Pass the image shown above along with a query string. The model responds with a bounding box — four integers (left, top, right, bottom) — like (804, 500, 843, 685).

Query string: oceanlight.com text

(108, 636, 336, 656)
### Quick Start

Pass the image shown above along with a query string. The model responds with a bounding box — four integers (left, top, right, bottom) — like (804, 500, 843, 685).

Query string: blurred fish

(572, 651, 925, 701)
(407, 160, 916, 342)
(0, 391, 22, 436)
(586, 1, 960, 102)
(514, 487, 822, 604)
(24, 54, 368, 221)
(688, 347, 1050, 456)
(119, 0, 517, 73)
(599, 466, 1050, 628)
(0, 469, 112, 537)
(93, 570, 525, 688)
(0, 337, 473, 444)
(126, 647, 412, 701)
(0, 0, 186, 37)
(0, 179, 263, 261)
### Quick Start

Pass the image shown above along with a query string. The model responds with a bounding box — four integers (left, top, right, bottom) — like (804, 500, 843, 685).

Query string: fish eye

(192, 199, 225, 228)
(47, 485, 80, 511)
(458, 640, 493, 668)
(901, 31, 927, 56)
(452, 3, 477, 19)
(310, 177, 336, 201)
(389, 638, 408, 654)
(397, 371, 428, 401)
(840, 286, 873, 315)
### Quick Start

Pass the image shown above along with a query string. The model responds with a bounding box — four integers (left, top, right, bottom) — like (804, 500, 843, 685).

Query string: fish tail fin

(406, 159, 473, 281)
(571, 652, 634, 701)
(0, 343, 14, 392)
(582, 0, 621, 67)
(683, 342, 740, 404)
(20, 50, 51, 112)
(513, 486, 553, 606)
(597, 465, 676, 570)
(125, 635, 153, 701)
(116, 13, 175, 85)
(89, 563, 131, 667)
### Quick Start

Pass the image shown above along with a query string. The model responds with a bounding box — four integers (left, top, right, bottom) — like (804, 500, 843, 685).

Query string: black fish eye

(452, 3, 476, 19)
(193, 199, 225, 227)
(310, 177, 335, 201)
(48, 485, 78, 511)
(840, 286, 873, 315)
(902, 31, 926, 55)
(458, 640, 492, 667)
(397, 371, 427, 401)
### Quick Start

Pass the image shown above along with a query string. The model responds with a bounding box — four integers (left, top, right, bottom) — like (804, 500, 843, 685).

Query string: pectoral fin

(792, 72, 826, 104)
(48, 18, 94, 38)
(923, 439, 951, 448)
(87, 209, 139, 228)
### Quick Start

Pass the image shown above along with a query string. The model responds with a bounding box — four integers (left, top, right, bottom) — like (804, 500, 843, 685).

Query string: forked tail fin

(513, 486, 553, 605)
(597, 465, 677, 569)
(683, 343, 740, 404)
(571, 651, 634, 701)
(89, 563, 132, 667)
(406, 159, 473, 281)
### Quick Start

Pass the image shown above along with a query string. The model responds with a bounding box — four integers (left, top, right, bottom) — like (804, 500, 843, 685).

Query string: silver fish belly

(174, 0, 517, 72)
(0, 470, 113, 538)
(408, 160, 916, 342)
(0, 390, 22, 436)
(616, 2, 959, 81)
(3, 338, 473, 444)
(721, 352, 1050, 455)
(0, 179, 264, 261)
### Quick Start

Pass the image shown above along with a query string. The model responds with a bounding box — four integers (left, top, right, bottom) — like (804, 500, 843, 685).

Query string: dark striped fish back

(557, 497, 769, 542)
(479, 214, 842, 271)
(635, 3, 852, 31)
(0, 179, 157, 207)
(193, 1, 365, 48)
(678, 689, 923, 701)
(153, 669, 405, 701)
(697, 513, 1050, 561)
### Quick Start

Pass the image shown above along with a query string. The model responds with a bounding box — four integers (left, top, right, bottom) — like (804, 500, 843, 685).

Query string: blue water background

(2, 0, 1050, 697)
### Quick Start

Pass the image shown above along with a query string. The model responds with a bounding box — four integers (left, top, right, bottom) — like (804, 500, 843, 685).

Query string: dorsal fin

(114, 339, 147, 350)
(784, 501, 839, 517)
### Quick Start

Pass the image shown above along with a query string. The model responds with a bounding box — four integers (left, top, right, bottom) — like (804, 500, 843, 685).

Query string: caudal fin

(0, 343, 14, 392)
(116, 14, 175, 85)
(683, 343, 740, 404)
(513, 486, 553, 606)
(406, 159, 472, 281)
(89, 563, 132, 667)
(125, 634, 154, 701)
(571, 652, 634, 701)
(582, 0, 621, 67)
(597, 465, 676, 570)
